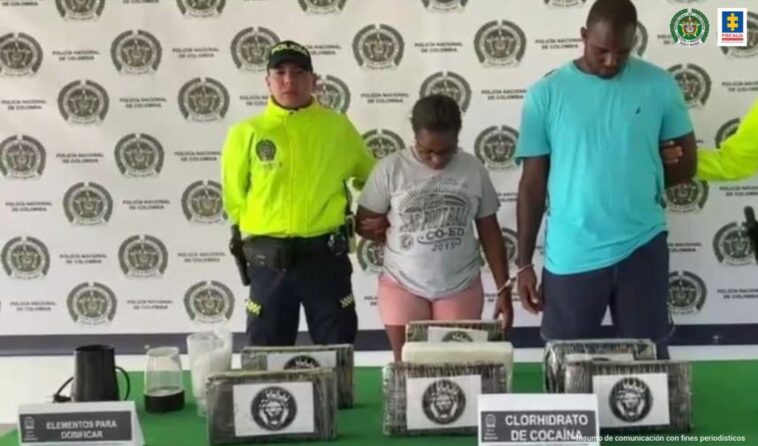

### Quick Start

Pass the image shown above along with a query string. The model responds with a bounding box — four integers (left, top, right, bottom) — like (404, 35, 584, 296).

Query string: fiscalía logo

(111, 30, 161, 75)
(634, 22, 649, 57)
(421, 0, 468, 11)
(0, 33, 43, 77)
(63, 182, 113, 225)
(182, 180, 224, 224)
(353, 24, 404, 70)
(284, 355, 321, 369)
(2, 236, 50, 279)
(231, 27, 279, 72)
(58, 79, 109, 125)
(670, 8, 709, 46)
(474, 125, 518, 170)
(610, 377, 652, 423)
(256, 139, 277, 162)
(252, 386, 298, 431)
(184, 280, 234, 323)
(56, 0, 105, 21)
(422, 379, 466, 425)
(115, 133, 164, 177)
(718, 8, 748, 47)
(178, 77, 229, 122)
(721, 12, 758, 58)
(713, 222, 754, 266)
(665, 179, 708, 213)
(357, 237, 384, 274)
(67, 282, 117, 325)
(315, 75, 351, 113)
(668, 63, 711, 108)
(441, 330, 474, 342)
(0, 135, 45, 180)
(118, 235, 168, 278)
(362, 129, 405, 159)
(298, 0, 347, 14)
(543, 0, 587, 8)
(176, 0, 225, 17)
(474, 20, 526, 68)
(668, 271, 706, 315)
(419, 71, 472, 113)
(715, 118, 740, 148)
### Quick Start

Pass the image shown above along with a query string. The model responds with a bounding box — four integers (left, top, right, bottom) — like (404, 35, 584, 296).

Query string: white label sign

(265, 351, 337, 371)
(18, 401, 143, 446)
(564, 352, 635, 363)
(232, 382, 315, 437)
(427, 326, 489, 343)
(478, 393, 600, 446)
(593, 373, 669, 428)
(406, 374, 481, 431)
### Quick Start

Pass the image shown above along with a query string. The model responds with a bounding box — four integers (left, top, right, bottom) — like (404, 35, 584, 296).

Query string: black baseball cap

(267, 40, 313, 72)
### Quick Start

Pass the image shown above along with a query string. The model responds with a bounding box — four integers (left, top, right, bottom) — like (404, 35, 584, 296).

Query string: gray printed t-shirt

(358, 149, 500, 299)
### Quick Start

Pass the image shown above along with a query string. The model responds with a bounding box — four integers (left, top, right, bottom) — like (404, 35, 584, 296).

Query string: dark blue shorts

(541, 231, 674, 359)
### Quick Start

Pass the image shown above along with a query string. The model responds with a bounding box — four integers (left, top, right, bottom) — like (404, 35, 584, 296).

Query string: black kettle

(54, 344, 131, 402)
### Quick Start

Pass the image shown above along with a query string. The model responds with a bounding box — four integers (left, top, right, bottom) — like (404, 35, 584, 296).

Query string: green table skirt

(2, 361, 756, 445)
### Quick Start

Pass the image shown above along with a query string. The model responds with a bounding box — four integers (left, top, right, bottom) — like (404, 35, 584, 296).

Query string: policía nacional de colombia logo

(353, 24, 404, 70)
(419, 71, 471, 113)
(0, 135, 46, 180)
(668, 271, 706, 315)
(0, 33, 43, 77)
(670, 8, 709, 46)
(182, 180, 224, 224)
(58, 80, 109, 125)
(178, 77, 229, 122)
(111, 30, 162, 75)
(474, 125, 518, 170)
(231, 27, 280, 72)
(362, 129, 405, 159)
(67, 282, 117, 325)
(474, 20, 526, 68)
(422, 379, 466, 425)
(299, 0, 347, 14)
(118, 235, 168, 278)
(63, 182, 113, 225)
(421, 0, 468, 11)
(184, 280, 234, 323)
(713, 222, 754, 266)
(56, 0, 105, 21)
(115, 133, 164, 177)
(2, 236, 50, 279)
(610, 377, 652, 423)
(665, 179, 708, 213)
(252, 387, 298, 431)
(667, 63, 711, 108)
(634, 22, 649, 57)
(315, 75, 351, 113)
(176, 0, 225, 17)
(543, 0, 587, 7)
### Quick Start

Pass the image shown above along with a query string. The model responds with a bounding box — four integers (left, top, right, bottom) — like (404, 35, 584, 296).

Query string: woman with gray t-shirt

(356, 94, 514, 361)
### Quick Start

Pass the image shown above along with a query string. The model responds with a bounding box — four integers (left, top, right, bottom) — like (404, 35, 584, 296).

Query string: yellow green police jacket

(221, 98, 376, 237)
(698, 99, 758, 182)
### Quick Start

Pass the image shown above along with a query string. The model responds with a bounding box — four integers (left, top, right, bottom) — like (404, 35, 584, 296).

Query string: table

(2, 361, 756, 445)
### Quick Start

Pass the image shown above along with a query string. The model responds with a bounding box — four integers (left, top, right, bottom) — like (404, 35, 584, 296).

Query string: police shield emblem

(111, 30, 162, 75)
(58, 79, 109, 125)
(0, 33, 43, 77)
(114, 133, 164, 177)
(0, 135, 45, 179)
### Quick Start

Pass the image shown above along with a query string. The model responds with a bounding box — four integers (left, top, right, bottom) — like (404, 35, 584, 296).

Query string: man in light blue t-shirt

(514, 0, 697, 359)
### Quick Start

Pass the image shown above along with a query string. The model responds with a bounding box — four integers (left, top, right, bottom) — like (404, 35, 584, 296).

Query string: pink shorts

(377, 273, 484, 326)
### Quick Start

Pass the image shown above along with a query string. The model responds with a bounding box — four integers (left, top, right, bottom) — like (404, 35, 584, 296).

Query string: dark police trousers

(242, 233, 357, 346)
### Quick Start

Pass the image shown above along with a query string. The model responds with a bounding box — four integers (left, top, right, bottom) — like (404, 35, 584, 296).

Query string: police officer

(221, 40, 376, 346)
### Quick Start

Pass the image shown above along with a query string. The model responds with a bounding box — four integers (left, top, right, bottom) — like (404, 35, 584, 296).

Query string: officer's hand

(661, 141, 683, 165)
(360, 215, 390, 242)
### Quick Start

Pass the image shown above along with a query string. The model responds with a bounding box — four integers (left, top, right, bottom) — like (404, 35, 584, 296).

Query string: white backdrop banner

(1, 0, 756, 346)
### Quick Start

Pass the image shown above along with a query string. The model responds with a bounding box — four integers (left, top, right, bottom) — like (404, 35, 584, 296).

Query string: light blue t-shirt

(516, 58, 693, 275)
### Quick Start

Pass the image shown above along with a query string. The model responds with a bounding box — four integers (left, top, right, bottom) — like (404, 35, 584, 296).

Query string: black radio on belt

(242, 237, 295, 270)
